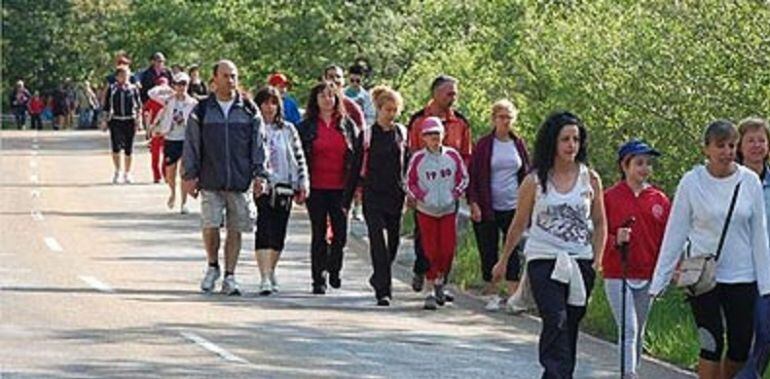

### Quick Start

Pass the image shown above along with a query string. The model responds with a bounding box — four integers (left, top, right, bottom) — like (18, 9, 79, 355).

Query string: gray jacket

(182, 93, 267, 192)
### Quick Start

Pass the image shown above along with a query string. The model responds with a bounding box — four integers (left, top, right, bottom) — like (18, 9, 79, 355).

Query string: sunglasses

(350, 78, 361, 84)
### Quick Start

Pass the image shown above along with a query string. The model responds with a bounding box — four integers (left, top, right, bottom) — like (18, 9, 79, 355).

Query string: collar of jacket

(424, 99, 457, 122)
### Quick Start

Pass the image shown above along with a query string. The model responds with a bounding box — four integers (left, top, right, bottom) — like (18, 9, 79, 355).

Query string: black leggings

(472, 209, 522, 282)
(306, 189, 348, 287)
(108, 119, 136, 155)
(689, 282, 758, 362)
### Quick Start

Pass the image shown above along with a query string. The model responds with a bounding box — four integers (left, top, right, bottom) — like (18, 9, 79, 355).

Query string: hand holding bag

(675, 181, 740, 297)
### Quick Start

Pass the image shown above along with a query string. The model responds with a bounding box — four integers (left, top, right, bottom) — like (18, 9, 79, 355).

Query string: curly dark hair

(532, 110, 588, 193)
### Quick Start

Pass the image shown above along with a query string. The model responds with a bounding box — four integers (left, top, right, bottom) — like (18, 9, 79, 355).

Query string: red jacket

(407, 100, 472, 165)
(602, 181, 671, 279)
(28, 96, 45, 115)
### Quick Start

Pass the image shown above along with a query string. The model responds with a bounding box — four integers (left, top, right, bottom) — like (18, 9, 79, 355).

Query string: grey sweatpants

(604, 278, 652, 377)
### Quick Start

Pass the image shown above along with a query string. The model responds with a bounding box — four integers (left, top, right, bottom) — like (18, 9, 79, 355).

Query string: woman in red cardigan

(467, 99, 530, 311)
(602, 139, 670, 378)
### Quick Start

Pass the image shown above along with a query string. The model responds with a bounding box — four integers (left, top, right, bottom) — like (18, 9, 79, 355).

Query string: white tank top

(525, 164, 595, 258)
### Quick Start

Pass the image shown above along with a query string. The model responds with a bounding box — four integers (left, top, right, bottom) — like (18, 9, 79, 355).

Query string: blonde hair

(491, 99, 519, 123)
(371, 85, 403, 113)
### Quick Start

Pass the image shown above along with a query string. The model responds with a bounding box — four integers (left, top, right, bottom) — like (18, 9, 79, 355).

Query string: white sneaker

(221, 275, 241, 296)
(505, 295, 525, 314)
(259, 279, 273, 296)
(123, 172, 133, 184)
(200, 266, 221, 293)
(485, 295, 503, 311)
(269, 271, 279, 292)
(180, 204, 190, 214)
(112, 172, 121, 184)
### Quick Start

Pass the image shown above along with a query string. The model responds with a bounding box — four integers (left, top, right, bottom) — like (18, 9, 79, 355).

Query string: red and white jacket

(406, 146, 468, 217)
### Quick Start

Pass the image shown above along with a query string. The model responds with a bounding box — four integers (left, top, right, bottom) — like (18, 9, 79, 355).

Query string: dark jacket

(139, 66, 173, 103)
(298, 115, 360, 208)
(467, 130, 530, 222)
(346, 123, 409, 212)
(182, 93, 267, 192)
(103, 83, 141, 121)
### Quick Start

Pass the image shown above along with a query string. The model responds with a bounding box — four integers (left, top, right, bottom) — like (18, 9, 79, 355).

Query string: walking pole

(619, 217, 635, 378)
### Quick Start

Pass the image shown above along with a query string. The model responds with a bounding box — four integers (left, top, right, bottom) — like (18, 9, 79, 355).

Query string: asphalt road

(0, 130, 695, 378)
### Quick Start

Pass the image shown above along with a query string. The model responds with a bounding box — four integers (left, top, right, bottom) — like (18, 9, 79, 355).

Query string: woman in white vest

(492, 111, 607, 378)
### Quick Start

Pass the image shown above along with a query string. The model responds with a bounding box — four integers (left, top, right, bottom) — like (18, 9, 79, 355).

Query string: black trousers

(472, 209, 521, 282)
(528, 259, 595, 379)
(306, 189, 347, 287)
(690, 282, 758, 362)
(30, 114, 42, 130)
(364, 205, 402, 298)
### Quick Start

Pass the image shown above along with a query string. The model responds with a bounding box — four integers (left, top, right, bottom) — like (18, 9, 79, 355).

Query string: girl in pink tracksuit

(406, 116, 469, 310)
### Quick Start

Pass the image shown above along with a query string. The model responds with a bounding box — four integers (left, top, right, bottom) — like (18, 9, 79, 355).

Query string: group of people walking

(95, 53, 769, 379)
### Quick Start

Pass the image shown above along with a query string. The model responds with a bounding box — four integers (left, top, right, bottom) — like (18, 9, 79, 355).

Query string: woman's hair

(304, 81, 345, 121)
(703, 119, 738, 146)
(254, 86, 285, 126)
(532, 111, 588, 193)
(370, 85, 403, 113)
(491, 99, 519, 124)
(736, 117, 770, 164)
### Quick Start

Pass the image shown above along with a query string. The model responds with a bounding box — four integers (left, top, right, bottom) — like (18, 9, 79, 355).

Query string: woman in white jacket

(650, 120, 770, 379)
(154, 72, 198, 214)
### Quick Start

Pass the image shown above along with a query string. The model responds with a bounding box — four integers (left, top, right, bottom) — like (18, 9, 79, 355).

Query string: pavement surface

(0, 130, 696, 378)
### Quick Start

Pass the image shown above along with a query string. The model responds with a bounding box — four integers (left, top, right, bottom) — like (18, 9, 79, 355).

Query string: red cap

(268, 73, 289, 87)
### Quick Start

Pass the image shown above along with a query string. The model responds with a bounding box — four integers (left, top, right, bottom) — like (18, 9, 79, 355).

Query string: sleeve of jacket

(251, 113, 268, 180)
(343, 132, 365, 208)
(181, 105, 202, 180)
(289, 123, 310, 193)
(466, 140, 482, 205)
(449, 149, 469, 199)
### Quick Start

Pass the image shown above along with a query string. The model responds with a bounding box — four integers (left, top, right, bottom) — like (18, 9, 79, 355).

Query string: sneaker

(435, 284, 446, 306)
(411, 273, 425, 292)
(444, 290, 455, 303)
(221, 275, 241, 296)
(377, 296, 391, 307)
(270, 272, 279, 293)
(112, 172, 121, 184)
(180, 204, 190, 215)
(312, 284, 327, 295)
(124, 172, 133, 184)
(423, 294, 438, 310)
(200, 266, 221, 293)
(485, 295, 503, 312)
(328, 272, 341, 289)
(258, 279, 273, 296)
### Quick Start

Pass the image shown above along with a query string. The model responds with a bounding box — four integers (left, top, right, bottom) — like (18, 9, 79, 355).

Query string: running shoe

(423, 294, 438, 310)
(180, 204, 190, 214)
(377, 296, 391, 307)
(485, 295, 503, 312)
(269, 271, 279, 293)
(258, 279, 273, 296)
(312, 284, 326, 295)
(221, 275, 241, 296)
(411, 273, 425, 292)
(200, 266, 221, 293)
(112, 172, 121, 184)
(329, 272, 341, 289)
(124, 172, 134, 184)
(435, 284, 446, 306)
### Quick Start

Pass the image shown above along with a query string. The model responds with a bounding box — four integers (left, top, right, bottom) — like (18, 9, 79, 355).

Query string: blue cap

(617, 139, 661, 161)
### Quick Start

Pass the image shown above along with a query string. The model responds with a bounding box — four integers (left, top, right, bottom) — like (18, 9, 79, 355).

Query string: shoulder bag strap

(715, 181, 741, 261)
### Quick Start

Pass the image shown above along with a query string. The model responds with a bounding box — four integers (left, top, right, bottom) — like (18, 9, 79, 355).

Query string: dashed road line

(78, 276, 115, 293)
(31, 210, 44, 221)
(29, 174, 39, 183)
(43, 237, 63, 252)
(29, 160, 38, 168)
(180, 331, 249, 364)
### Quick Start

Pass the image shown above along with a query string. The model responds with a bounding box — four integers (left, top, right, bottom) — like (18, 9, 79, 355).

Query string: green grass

(448, 227, 769, 378)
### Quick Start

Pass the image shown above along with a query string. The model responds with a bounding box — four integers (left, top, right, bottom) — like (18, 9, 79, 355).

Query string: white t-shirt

(266, 123, 291, 185)
(649, 164, 770, 296)
(217, 99, 234, 117)
(490, 138, 522, 211)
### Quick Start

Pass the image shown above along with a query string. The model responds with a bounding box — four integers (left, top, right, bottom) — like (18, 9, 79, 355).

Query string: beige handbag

(675, 182, 740, 297)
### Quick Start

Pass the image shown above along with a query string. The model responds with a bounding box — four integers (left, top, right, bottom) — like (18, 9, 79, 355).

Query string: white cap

(173, 72, 190, 84)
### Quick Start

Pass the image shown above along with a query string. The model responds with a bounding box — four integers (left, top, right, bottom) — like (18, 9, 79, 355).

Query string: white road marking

(30, 189, 40, 198)
(31, 210, 44, 221)
(43, 237, 63, 252)
(29, 174, 39, 183)
(179, 331, 249, 364)
(29, 160, 38, 168)
(78, 276, 114, 293)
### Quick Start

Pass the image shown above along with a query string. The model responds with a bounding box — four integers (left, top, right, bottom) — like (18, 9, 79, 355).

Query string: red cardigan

(602, 181, 671, 279)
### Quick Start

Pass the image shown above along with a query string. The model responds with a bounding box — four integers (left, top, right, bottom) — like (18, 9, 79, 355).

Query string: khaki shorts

(200, 190, 256, 232)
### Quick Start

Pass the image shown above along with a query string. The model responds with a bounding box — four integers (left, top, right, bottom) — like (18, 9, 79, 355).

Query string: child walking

(406, 117, 468, 310)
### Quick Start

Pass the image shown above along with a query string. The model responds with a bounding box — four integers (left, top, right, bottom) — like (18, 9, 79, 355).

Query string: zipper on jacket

(224, 103, 231, 189)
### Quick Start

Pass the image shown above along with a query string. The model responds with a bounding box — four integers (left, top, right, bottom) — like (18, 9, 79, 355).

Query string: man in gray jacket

(182, 60, 267, 295)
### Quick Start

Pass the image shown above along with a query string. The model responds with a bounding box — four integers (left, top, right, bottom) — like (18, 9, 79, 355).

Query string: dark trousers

(689, 282, 757, 362)
(306, 189, 348, 287)
(30, 114, 42, 130)
(364, 205, 402, 298)
(472, 209, 521, 282)
(13, 107, 26, 129)
(529, 259, 595, 379)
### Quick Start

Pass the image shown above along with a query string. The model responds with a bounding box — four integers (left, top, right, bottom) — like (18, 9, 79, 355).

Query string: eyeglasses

(350, 78, 361, 84)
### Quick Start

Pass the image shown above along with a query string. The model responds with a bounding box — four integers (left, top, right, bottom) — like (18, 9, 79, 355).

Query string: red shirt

(602, 181, 671, 279)
(28, 97, 45, 114)
(143, 98, 165, 125)
(310, 117, 347, 190)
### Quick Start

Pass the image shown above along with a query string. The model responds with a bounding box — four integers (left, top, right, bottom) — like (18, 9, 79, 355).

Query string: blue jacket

(283, 94, 301, 125)
(182, 93, 267, 192)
